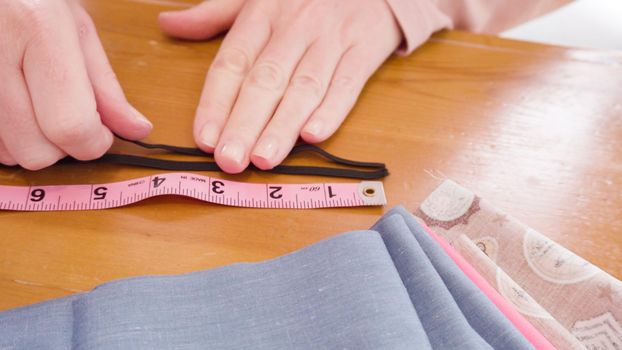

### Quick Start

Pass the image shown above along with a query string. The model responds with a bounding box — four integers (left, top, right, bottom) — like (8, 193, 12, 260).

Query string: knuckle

(247, 61, 285, 90)
(333, 75, 357, 94)
(290, 74, 323, 99)
(291, 1, 335, 28)
(13, 1, 44, 22)
(211, 47, 251, 75)
(75, 11, 95, 40)
(14, 1, 59, 40)
(45, 117, 96, 146)
(18, 7, 47, 37)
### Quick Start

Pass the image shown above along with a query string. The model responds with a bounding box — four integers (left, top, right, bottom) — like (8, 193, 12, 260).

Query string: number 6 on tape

(0, 173, 387, 211)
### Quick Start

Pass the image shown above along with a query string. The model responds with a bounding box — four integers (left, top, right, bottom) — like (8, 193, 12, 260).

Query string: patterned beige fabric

(416, 180, 622, 350)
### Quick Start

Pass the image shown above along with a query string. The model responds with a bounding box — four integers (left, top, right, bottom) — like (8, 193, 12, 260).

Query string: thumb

(158, 0, 246, 41)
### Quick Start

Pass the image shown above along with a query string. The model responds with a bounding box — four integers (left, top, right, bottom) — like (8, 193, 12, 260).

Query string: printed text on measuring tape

(0, 173, 387, 211)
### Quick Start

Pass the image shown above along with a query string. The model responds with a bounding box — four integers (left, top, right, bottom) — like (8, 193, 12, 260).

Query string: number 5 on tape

(0, 173, 387, 211)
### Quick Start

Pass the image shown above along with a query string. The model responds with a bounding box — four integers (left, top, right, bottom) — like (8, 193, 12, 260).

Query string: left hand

(159, 0, 402, 173)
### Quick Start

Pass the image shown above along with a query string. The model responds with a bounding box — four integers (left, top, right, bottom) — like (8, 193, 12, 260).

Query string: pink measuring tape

(0, 172, 387, 211)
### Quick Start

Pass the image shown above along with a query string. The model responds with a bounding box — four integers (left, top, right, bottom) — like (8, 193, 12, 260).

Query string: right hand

(0, 1, 153, 170)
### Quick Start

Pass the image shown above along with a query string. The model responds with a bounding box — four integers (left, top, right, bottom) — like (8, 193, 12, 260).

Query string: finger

(250, 40, 344, 170)
(158, 0, 245, 41)
(0, 67, 65, 170)
(301, 46, 377, 144)
(0, 139, 17, 167)
(73, 6, 153, 140)
(214, 29, 310, 173)
(193, 2, 274, 152)
(22, 1, 113, 160)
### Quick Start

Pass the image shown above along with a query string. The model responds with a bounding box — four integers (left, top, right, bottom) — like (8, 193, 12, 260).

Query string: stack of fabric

(1, 181, 620, 349)
(416, 180, 622, 350)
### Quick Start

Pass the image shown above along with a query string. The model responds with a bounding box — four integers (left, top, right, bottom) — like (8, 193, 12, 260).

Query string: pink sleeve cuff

(384, 0, 453, 55)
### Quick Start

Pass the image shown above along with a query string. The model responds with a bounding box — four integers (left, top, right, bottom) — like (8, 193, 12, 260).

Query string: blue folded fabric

(0, 206, 533, 350)
(372, 213, 493, 349)
(375, 207, 532, 349)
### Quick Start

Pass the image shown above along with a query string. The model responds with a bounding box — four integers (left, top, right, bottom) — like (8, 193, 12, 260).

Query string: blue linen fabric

(0, 207, 532, 350)
(372, 214, 493, 349)
(373, 207, 533, 349)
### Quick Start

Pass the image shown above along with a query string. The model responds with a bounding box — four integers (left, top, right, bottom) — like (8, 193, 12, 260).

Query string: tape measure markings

(0, 172, 386, 211)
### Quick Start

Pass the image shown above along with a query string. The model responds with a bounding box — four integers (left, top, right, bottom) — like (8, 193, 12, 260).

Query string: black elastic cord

(29, 137, 390, 180)
(122, 137, 385, 168)
(287, 144, 386, 169)
(123, 138, 207, 157)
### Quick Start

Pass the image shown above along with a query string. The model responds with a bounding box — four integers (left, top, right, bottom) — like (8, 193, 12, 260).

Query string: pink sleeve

(384, 0, 453, 55)
(384, 0, 571, 55)
(435, 0, 571, 33)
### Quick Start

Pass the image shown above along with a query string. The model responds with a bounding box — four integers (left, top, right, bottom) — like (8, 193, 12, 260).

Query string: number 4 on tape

(0, 173, 387, 211)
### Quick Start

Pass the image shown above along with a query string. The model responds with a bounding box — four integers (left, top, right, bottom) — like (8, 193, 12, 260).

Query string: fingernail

(252, 136, 279, 161)
(220, 140, 245, 166)
(200, 124, 219, 149)
(129, 106, 153, 129)
(304, 120, 323, 137)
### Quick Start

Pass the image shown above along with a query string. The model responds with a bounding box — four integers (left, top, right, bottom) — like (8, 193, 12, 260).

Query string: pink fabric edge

(421, 222, 557, 350)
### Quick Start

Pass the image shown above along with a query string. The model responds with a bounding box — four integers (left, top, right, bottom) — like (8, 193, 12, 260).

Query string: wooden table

(1, 0, 621, 311)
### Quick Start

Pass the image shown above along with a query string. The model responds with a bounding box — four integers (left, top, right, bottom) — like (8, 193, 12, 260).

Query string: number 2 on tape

(0, 172, 387, 211)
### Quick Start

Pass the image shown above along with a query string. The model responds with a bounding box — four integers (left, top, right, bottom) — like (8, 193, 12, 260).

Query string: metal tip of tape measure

(358, 182, 387, 206)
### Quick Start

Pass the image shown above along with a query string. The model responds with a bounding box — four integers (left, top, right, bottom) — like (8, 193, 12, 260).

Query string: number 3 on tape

(0, 173, 387, 211)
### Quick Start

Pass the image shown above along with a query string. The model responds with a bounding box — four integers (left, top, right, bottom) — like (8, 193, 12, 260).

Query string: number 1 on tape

(0, 173, 387, 211)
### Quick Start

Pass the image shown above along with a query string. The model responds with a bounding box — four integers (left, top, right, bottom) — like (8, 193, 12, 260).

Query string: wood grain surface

(1, 0, 621, 311)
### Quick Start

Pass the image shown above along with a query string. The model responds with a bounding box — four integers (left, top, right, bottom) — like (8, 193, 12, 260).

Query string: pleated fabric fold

(374, 207, 534, 349)
(0, 208, 533, 350)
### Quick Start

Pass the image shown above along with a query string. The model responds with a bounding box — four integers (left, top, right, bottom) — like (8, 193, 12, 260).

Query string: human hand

(0, 1, 153, 170)
(159, 0, 402, 173)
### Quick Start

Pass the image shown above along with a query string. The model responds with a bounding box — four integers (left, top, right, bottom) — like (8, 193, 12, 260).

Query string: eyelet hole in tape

(364, 187, 376, 197)
(357, 181, 387, 206)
